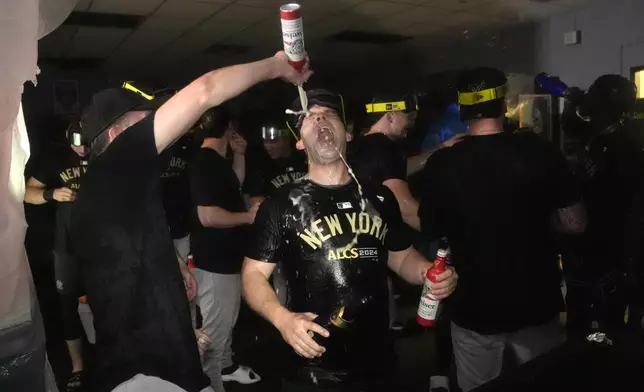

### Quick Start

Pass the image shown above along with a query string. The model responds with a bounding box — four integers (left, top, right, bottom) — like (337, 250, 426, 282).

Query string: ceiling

(38, 0, 597, 78)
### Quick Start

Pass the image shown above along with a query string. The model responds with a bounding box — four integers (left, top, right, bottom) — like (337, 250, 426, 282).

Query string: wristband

(43, 189, 55, 202)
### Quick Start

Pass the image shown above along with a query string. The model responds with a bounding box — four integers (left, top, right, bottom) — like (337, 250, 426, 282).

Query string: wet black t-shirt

(32, 146, 88, 252)
(160, 135, 196, 239)
(189, 148, 247, 274)
(348, 133, 407, 190)
(580, 121, 644, 268)
(244, 151, 307, 197)
(69, 115, 209, 392)
(418, 132, 578, 335)
(247, 178, 411, 388)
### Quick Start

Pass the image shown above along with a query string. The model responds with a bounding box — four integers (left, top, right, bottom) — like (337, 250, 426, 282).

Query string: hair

(89, 112, 142, 158)
(363, 112, 386, 132)
(457, 67, 507, 121)
(90, 132, 110, 157)
(198, 106, 229, 139)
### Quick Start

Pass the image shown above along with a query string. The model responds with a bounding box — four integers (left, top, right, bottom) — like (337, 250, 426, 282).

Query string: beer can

(280, 3, 306, 69)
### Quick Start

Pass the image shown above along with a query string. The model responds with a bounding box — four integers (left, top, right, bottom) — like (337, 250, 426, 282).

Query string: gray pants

(193, 269, 241, 392)
(173, 236, 196, 326)
(451, 319, 565, 392)
(112, 374, 214, 392)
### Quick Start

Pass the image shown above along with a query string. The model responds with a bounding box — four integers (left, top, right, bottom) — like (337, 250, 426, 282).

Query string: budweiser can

(280, 3, 306, 70)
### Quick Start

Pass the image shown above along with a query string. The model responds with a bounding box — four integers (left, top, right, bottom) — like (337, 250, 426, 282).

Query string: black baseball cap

(579, 74, 637, 120)
(81, 82, 168, 147)
(286, 89, 346, 134)
(457, 67, 508, 121)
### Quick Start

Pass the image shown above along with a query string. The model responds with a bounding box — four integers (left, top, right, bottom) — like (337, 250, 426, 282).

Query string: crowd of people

(22, 50, 644, 392)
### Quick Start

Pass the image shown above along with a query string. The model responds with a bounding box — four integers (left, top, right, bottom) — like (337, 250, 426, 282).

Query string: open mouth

(316, 126, 335, 145)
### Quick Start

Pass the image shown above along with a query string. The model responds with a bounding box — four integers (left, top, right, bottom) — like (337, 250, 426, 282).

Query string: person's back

(418, 67, 582, 392)
(71, 114, 207, 392)
(420, 131, 569, 333)
(160, 133, 198, 242)
(581, 119, 644, 263)
(567, 75, 644, 333)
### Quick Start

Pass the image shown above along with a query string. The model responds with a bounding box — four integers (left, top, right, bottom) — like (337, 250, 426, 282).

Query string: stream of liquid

(334, 147, 367, 253)
(285, 84, 311, 117)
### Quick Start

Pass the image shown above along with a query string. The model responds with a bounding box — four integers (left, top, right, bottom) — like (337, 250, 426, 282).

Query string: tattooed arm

(552, 202, 587, 234)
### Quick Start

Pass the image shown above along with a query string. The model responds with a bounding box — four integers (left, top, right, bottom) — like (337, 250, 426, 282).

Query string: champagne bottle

(309, 295, 373, 342)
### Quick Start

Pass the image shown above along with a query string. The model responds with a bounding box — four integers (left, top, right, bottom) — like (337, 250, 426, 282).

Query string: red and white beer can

(280, 3, 306, 70)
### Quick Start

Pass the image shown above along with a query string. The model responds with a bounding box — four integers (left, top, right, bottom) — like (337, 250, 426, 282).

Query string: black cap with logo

(286, 89, 346, 135)
(81, 82, 168, 148)
(457, 67, 508, 122)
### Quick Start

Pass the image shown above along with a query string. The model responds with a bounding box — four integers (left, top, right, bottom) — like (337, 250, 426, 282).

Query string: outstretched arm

(154, 52, 312, 153)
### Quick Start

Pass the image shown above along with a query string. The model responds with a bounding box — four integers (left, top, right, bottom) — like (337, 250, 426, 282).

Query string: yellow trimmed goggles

(458, 84, 508, 106)
(122, 81, 155, 101)
(365, 94, 419, 114)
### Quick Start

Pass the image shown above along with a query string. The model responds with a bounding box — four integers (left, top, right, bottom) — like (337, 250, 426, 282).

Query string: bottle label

(417, 280, 440, 321)
(281, 18, 305, 62)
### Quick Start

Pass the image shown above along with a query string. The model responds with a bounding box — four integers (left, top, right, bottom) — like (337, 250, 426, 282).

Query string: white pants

(112, 374, 214, 392)
(451, 319, 565, 391)
(193, 269, 241, 392)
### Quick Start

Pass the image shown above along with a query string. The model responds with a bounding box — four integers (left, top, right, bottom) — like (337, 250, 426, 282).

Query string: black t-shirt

(244, 151, 307, 197)
(247, 179, 411, 388)
(580, 120, 644, 266)
(69, 115, 209, 392)
(32, 145, 88, 191)
(348, 133, 407, 190)
(418, 132, 578, 335)
(32, 146, 88, 251)
(160, 135, 196, 239)
(189, 148, 247, 274)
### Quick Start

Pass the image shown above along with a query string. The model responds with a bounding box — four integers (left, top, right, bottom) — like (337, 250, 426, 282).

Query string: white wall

(536, 0, 644, 89)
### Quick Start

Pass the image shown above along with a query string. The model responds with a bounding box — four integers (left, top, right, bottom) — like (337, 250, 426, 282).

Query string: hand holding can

(280, 3, 306, 70)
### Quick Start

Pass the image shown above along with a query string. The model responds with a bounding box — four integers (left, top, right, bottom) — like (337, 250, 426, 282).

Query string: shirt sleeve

(246, 196, 283, 263)
(376, 139, 407, 183)
(189, 152, 225, 207)
(100, 112, 159, 178)
(30, 149, 58, 186)
(376, 186, 412, 251)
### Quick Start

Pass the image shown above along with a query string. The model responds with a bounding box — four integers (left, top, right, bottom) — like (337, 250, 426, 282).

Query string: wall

(536, 0, 644, 89)
(416, 22, 540, 77)
(414, 0, 644, 90)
